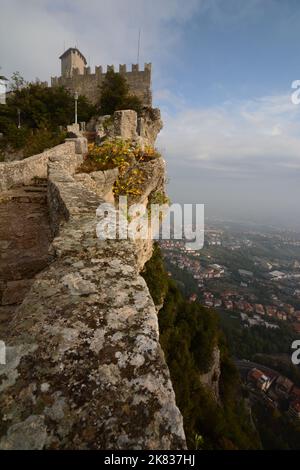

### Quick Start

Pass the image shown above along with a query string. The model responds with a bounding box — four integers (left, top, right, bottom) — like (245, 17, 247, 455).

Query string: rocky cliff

(199, 347, 221, 403)
(0, 111, 186, 450)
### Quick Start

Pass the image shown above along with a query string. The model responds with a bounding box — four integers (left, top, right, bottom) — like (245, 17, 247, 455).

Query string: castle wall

(51, 64, 152, 106)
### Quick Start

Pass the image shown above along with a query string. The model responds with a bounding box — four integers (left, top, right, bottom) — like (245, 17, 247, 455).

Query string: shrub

(141, 243, 170, 306)
(142, 246, 260, 449)
(78, 139, 160, 199)
(2, 124, 29, 149)
(23, 129, 66, 158)
(0, 76, 96, 157)
(79, 140, 160, 172)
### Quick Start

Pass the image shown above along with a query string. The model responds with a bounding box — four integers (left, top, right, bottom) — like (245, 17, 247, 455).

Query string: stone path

(0, 181, 53, 335)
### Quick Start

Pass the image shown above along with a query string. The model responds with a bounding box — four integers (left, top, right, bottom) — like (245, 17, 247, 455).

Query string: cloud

(158, 92, 300, 179)
(0, 0, 200, 82)
(1, 0, 299, 225)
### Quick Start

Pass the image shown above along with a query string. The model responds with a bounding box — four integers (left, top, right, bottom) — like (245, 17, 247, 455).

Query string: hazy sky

(1, 0, 300, 228)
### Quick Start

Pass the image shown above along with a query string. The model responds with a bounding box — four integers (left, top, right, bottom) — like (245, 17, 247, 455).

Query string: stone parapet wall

(0, 142, 77, 192)
(0, 138, 186, 449)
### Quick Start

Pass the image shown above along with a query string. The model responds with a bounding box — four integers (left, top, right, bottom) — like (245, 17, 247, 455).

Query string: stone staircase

(0, 181, 53, 335)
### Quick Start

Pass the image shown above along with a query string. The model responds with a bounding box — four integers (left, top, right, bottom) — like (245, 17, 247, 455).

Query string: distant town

(161, 221, 300, 424)
(161, 221, 300, 334)
(237, 360, 300, 422)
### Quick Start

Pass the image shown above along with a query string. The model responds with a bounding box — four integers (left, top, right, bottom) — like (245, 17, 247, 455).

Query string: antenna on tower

(137, 28, 141, 65)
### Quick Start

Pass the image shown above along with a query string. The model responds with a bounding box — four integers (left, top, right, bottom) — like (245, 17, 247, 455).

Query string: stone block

(67, 123, 81, 135)
(65, 137, 88, 155)
(113, 110, 137, 140)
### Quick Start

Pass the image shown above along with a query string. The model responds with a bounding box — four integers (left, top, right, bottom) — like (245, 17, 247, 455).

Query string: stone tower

(52, 48, 152, 106)
(59, 47, 87, 78)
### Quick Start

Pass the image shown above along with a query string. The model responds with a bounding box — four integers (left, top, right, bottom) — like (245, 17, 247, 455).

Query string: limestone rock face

(199, 347, 221, 403)
(87, 108, 163, 148)
(138, 108, 163, 147)
(0, 136, 186, 450)
(113, 110, 138, 140)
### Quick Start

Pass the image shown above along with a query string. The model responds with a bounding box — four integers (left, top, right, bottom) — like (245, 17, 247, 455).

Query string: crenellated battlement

(51, 48, 152, 106)
(77, 63, 152, 75)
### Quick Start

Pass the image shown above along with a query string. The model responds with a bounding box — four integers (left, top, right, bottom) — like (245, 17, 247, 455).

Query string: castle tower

(52, 49, 152, 107)
(59, 47, 87, 78)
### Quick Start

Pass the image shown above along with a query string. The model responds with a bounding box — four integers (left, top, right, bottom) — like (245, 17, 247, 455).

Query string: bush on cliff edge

(142, 244, 261, 450)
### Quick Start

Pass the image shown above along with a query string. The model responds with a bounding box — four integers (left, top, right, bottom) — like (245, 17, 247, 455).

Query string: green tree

(9, 71, 27, 91)
(0, 78, 96, 157)
(142, 245, 260, 450)
(4, 82, 95, 130)
(99, 70, 142, 115)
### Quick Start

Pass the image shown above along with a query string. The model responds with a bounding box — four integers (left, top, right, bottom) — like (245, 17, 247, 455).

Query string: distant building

(255, 304, 265, 316)
(283, 304, 295, 315)
(244, 303, 254, 313)
(51, 47, 152, 106)
(224, 300, 233, 310)
(248, 318, 260, 327)
(248, 368, 273, 392)
(266, 306, 277, 318)
(238, 269, 253, 277)
(269, 270, 286, 280)
(235, 301, 246, 311)
(277, 311, 287, 321)
(264, 322, 279, 330)
(189, 293, 197, 303)
(294, 311, 300, 321)
(275, 376, 294, 399)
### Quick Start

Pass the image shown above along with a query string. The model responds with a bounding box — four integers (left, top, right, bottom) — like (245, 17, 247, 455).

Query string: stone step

(23, 186, 47, 193)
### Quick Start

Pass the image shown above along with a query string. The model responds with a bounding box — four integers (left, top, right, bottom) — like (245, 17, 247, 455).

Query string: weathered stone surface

(0, 415, 47, 450)
(0, 186, 52, 281)
(66, 123, 81, 136)
(199, 347, 221, 403)
(0, 141, 75, 192)
(2, 280, 34, 305)
(0, 140, 87, 339)
(0, 185, 53, 334)
(74, 167, 118, 203)
(86, 115, 111, 133)
(113, 110, 138, 140)
(138, 108, 163, 147)
(0, 137, 186, 449)
(65, 137, 87, 155)
(87, 109, 163, 150)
